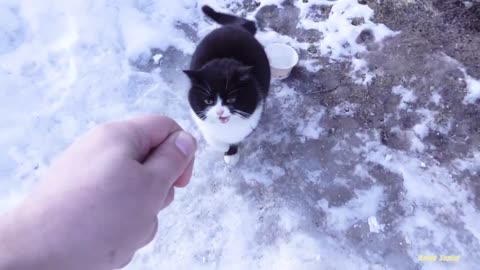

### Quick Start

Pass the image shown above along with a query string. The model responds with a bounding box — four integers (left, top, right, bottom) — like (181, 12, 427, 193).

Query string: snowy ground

(1, 0, 479, 269)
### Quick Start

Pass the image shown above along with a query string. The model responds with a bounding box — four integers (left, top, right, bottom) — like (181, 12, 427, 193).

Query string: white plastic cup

(265, 43, 299, 80)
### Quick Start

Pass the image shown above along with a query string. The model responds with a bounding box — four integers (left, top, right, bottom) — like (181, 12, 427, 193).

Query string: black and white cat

(184, 5, 270, 165)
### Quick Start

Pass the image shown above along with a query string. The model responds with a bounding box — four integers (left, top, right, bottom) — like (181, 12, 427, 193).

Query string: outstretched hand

(0, 115, 196, 270)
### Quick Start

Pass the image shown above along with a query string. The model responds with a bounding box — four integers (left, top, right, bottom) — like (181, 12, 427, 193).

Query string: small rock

(351, 17, 365, 26)
(307, 45, 318, 54)
(356, 29, 375, 44)
(358, 0, 368, 4)
(420, 162, 426, 168)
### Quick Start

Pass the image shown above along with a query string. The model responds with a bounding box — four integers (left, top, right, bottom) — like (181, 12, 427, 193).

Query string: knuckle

(94, 122, 133, 145)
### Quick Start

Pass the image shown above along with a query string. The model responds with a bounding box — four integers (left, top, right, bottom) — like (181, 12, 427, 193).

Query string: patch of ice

(358, 134, 480, 269)
(320, 186, 384, 231)
(240, 162, 286, 186)
(363, 141, 460, 203)
(296, 107, 326, 140)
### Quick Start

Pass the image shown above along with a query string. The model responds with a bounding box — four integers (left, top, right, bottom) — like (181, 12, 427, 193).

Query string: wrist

(0, 210, 26, 269)
(0, 206, 47, 270)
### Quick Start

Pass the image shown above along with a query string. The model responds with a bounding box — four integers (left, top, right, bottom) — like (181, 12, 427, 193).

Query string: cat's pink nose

(216, 108, 224, 116)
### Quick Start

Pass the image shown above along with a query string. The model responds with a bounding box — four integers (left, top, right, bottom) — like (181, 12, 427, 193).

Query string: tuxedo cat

(184, 5, 270, 165)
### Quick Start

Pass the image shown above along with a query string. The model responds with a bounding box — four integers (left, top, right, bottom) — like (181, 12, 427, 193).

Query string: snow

(430, 91, 442, 106)
(464, 73, 480, 104)
(296, 0, 396, 60)
(392, 85, 417, 110)
(368, 216, 383, 233)
(441, 53, 480, 104)
(413, 123, 430, 139)
(1, 0, 479, 269)
(152, 53, 163, 64)
(296, 0, 396, 85)
(299, 59, 323, 73)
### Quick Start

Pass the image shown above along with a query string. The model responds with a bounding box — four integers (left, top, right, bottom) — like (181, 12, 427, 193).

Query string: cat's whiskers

(233, 109, 250, 118)
(196, 110, 208, 120)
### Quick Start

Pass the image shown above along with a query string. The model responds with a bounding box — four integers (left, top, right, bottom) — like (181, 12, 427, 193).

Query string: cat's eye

(226, 97, 237, 104)
(204, 99, 214, 105)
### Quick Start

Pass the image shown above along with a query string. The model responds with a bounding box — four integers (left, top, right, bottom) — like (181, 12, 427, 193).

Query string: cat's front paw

(224, 153, 239, 166)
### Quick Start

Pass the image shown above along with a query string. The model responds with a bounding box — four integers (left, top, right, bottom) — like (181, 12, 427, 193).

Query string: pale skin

(0, 115, 197, 270)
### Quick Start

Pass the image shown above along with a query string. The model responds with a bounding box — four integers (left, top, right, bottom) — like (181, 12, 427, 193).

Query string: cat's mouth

(219, 116, 230, 123)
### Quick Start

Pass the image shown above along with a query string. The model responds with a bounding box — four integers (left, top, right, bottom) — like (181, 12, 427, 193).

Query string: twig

(307, 83, 352, 94)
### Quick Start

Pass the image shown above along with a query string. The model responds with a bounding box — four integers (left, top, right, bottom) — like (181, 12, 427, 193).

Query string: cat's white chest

(192, 103, 263, 148)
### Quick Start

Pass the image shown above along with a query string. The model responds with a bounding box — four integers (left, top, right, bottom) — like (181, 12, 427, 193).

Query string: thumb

(143, 130, 196, 196)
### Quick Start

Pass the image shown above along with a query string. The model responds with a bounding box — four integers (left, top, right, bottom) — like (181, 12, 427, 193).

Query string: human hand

(0, 115, 196, 270)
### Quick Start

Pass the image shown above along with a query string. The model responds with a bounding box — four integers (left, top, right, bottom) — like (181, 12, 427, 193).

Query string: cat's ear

(183, 69, 202, 80)
(236, 66, 254, 81)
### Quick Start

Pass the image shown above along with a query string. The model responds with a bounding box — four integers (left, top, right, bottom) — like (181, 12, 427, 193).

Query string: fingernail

(175, 131, 196, 157)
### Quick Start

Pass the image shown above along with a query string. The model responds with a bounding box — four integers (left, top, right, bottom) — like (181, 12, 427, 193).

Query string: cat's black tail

(202, 5, 257, 35)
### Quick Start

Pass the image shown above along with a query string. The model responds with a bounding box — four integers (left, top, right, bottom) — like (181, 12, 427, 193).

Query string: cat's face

(184, 62, 259, 124)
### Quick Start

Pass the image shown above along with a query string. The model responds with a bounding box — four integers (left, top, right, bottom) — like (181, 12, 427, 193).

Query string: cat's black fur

(184, 5, 271, 120)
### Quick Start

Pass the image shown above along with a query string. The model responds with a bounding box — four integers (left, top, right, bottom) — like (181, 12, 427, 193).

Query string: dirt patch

(368, 0, 480, 78)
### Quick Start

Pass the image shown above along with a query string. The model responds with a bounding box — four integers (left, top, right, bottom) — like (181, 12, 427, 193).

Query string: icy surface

(0, 0, 479, 269)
